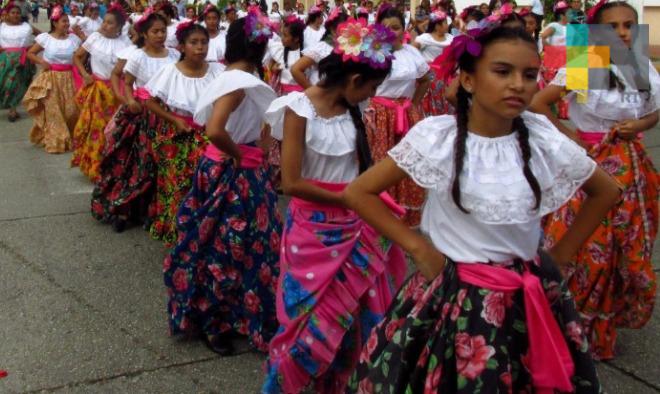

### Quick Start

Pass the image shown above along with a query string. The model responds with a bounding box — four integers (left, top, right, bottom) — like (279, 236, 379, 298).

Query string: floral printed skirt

(262, 200, 407, 394)
(90, 105, 157, 224)
(71, 79, 119, 182)
(148, 119, 207, 245)
(0, 51, 35, 109)
(543, 133, 658, 360)
(420, 69, 452, 117)
(23, 70, 79, 153)
(163, 153, 282, 352)
(364, 99, 425, 227)
(347, 253, 601, 394)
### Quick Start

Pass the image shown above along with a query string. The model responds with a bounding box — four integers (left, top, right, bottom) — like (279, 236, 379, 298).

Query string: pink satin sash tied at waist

(49, 63, 73, 72)
(578, 129, 642, 148)
(133, 87, 152, 101)
(289, 179, 405, 217)
(456, 262, 575, 394)
(281, 83, 304, 94)
(4, 47, 28, 65)
(171, 113, 203, 130)
(204, 143, 264, 169)
(371, 96, 413, 135)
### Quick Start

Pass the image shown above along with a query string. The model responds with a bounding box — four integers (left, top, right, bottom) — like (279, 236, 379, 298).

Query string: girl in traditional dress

(90, 12, 178, 232)
(163, 9, 281, 356)
(302, 5, 324, 50)
(70, 4, 130, 181)
(414, 9, 453, 117)
(154, 1, 179, 49)
(202, 5, 225, 63)
(24, 6, 81, 154)
(345, 25, 619, 394)
(290, 10, 346, 88)
(76, 2, 102, 40)
(144, 22, 224, 244)
(0, 2, 38, 122)
(531, 1, 659, 361)
(261, 19, 407, 394)
(363, 5, 430, 227)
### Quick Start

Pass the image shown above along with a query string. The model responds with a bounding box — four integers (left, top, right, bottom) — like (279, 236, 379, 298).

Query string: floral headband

(553, 1, 569, 12)
(203, 4, 219, 16)
(334, 18, 396, 69)
(308, 5, 322, 14)
(459, 5, 476, 21)
(244, 6, 273, 43)
(429, 10, 447, 22)
(586, 0, 607, 23)
(518, 7, 531, 17)
(486, 2, 514, 22)
(50, 5, 64, 21)
(108, 2, 128, 21)
(134, 6, 154, 31)
(175, 19, 195, 42)
(431, 26, 485, 82)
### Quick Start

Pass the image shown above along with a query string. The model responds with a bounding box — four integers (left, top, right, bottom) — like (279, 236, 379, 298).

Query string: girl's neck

(6, 20, 21, 26)
(286, 42, 301, 50)
(144, 44, 166, 56)
(226, 60, 255, 74)
(308, 85, 348, 118)
(432, 31, 446, 41)
(467, 103, 514, 138)
(177, 58, 208, 77)
(208, 28, 219, 37)
(52, 30, 68, 38)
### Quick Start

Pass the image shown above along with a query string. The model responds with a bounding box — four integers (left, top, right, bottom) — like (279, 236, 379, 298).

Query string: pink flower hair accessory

(202, 4, 218, 17)
(429, 10, 447, 23)
(174, 19, 195, 42)
(518, 7, 531, 17)
(326, 6, 342, 23)
(553, 1, 569, 12)
(333, 18, 395, 69)
(308, 5, 322, 14)
(486, 2, 514, 22)
(108, 1, 128, 22)
(586, 0, 608, 23)
(134, 6, 154, 31)
(50, 5, 64, 21)
(431, 27, 484, 82)
(244, 6, 273, 43)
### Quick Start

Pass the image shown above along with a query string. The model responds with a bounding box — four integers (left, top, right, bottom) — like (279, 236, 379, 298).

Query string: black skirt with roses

(347, 252, 601, 393)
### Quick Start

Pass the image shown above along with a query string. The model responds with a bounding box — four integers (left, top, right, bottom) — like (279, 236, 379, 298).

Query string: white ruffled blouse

(82, 32, 131, 80)
(124, 47, 180, 87)
(301, 40, 333, 85)
(414, 33, 453, 62)
(194, 69, 276, 144)
(265, 91, 359, 183)
(117, 44, 138, 61)
(303, 25, 325, 50)
(206, 32, 226, 63)
(77, 16, 102, 37)
(265, 39, 303, 86)
(35, 33, 81, 65)
(551, 65, 660, 132)
(145, 62, 225, 116)
(389, 112, 597, 263)
(376, 44, 430, 98)
(0, 22, 33, 48)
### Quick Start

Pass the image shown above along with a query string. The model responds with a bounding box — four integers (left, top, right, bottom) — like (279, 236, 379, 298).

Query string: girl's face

(523, 15, 537, 34)
(144, 20, 167, 48)
(180, 30, 209, 62)
(7, 7, 21, 24)
(71, 7, 79, 16)
(135, 3, 144, 12)
(186, 8, 195, 19)
(91, 8, 100, 19)
(381, 16, 404, 48)
(101, 13, 120, 36)
(600, 6, 636, 48)
(345, 75, 384, 105)
(272, 3, 278, 11)
(54, 15, 70, 32)
(297, 3, 304, 12)
(434, 20, 448, 34)
(280, 26, 298, 48)
(461, 39, 540, 121)
(479, 3, 489, 14)
(205, 12, 219, 31)
(227, 10, 236, 22)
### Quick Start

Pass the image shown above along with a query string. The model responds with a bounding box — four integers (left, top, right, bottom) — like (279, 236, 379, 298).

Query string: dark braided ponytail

(451, 25, 542, 212)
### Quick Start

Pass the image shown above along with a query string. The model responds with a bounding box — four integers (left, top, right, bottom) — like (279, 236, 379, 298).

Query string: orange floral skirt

(71, 79, 119, 182)
(543, 132, 658, 360)
(23, 69, 79, 153)
(364, 98, 425, 227)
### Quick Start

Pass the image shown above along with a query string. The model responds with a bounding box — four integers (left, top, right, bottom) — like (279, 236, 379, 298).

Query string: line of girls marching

(1, 0, 658, 392)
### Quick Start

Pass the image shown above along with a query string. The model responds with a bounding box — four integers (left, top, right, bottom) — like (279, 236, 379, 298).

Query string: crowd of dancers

(1, 0, 658, 392)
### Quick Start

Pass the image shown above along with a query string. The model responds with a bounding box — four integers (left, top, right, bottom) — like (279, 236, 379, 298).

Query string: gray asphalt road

(1, 15, 659, 393)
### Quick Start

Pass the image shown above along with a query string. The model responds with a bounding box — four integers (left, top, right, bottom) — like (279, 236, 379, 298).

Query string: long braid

(345, 100, 372, 173)
(451, 85, 470, 213)
(513, 116, 542, 209)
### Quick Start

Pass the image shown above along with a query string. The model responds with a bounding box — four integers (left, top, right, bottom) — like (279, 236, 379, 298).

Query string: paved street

(1, 15, 660, 391)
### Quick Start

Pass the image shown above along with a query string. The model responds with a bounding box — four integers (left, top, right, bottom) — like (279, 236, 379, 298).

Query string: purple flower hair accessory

(244, 6, 273, 43)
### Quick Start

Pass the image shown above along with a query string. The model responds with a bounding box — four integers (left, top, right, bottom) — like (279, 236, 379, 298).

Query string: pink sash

(578, 129, 642, 148)
(281, 83, 304, 94)
(4, 47, 28, 65)
(290, 179, 405, 217)
(204, 143, 264, 169)
(50, 63, 82, 90)
(132, 87, 152, 101)
(372, 96, 413, 135)
(456, 262, 575, 394)
(49, 63, 73, 72)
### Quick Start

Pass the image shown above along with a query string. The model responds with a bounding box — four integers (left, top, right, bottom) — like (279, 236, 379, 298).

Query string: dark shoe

(112, 217, 127, 233)
(203, 333, 235, 356)
(7, 112, 18, 122)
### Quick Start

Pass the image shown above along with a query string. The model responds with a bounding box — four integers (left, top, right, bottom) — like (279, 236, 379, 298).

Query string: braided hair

(452, 26, 541, 212)
(283, 18, 305, 68)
